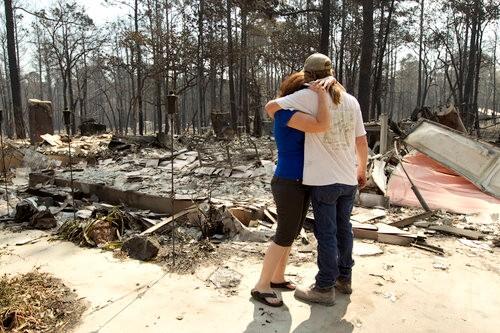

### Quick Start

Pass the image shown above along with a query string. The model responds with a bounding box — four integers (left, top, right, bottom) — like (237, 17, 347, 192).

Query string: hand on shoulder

(311, 76, 337, 90)
(308, 82, 327, 95)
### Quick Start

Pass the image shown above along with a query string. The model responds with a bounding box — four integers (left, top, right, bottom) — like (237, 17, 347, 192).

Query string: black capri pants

(271, 176, 311, 247)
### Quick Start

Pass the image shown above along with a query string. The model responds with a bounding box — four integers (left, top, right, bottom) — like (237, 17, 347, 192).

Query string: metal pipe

(63, 109, 76, 220)
(0, 110, 9, 215)
(394, 140, 431, 212)
(380, 113, 389, 154)
(171, 111, 175, 267)
(167, 91, 178, 268)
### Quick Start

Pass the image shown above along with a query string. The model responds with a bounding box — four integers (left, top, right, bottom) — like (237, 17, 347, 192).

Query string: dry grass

(0, 270, 87, 333)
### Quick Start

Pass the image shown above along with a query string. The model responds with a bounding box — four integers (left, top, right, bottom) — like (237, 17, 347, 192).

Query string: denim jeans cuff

(337, 275, 351, 282)
(315, 282, 335, 290)
(338, 271, 352, 280)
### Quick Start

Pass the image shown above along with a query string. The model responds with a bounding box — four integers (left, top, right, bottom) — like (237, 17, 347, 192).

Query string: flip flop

(270, 281, 296, 291)
(251, 290, 284, 307)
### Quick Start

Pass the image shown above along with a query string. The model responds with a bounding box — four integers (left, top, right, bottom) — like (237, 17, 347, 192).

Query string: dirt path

(0, 229, 499, 333)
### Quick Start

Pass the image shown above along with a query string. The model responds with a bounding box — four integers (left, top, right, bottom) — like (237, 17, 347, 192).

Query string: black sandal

(251, 290, 284, 307)
(270, 281, 296, 291)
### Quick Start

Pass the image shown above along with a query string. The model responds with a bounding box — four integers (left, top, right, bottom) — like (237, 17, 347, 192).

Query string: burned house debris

(0, 105, 497, 266)
(0, 104, 498, 333)
(78, 119, 107, 136)
(1, 0, 500, 329)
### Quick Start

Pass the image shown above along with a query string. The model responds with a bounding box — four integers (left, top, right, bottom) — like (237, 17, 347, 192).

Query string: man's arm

(264, 101, 281, 119)
(265, 88, 312, 119)
(266, 76, 337, 119)
(266, 84, 331, 133)
(355, 135, 368, 189)
(287, 84, 330, 133)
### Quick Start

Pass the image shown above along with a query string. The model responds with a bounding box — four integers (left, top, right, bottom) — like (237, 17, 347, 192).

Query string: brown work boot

(294, 284, 335, 306)
(335, 277, 352, 294)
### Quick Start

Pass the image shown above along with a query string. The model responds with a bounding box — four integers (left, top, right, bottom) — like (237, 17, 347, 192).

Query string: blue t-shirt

(273, 109, 304, 180)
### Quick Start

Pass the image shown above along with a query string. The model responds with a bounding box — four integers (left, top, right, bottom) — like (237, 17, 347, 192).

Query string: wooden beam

(140, 206, 197, 236)
(390, 211, 434, 228)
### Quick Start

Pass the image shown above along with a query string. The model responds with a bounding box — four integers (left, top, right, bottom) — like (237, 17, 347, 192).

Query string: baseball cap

(303, 53, 332, 73)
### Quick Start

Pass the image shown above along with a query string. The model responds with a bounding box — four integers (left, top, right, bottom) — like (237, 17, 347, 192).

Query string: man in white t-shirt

(272, 53, 368, 305)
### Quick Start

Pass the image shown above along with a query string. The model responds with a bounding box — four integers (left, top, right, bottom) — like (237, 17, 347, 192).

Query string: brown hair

(277, 72, 306, 98)
(277, 70, 345, 105)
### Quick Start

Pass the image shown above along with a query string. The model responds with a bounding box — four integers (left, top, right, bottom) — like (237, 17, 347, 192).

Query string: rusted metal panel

(404, 119, 500, 198)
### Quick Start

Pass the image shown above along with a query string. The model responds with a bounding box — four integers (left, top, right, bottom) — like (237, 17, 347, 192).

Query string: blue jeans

(311, 183, 357, 289)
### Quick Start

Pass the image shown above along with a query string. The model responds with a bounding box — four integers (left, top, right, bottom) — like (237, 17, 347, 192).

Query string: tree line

(1, 0, 499, 139)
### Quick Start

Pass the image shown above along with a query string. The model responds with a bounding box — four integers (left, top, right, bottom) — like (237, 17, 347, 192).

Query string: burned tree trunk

(358, 0, 374, 121)
(372, 0, 395, 119)
(463, 1, 479, 130)
(239, 6, 250, 133)
(4, 0, 26, 139)
(135, 0, 144, 135)
(319, 0, 331, 55)
(338, 0, 346, 83)
(416, 0, 425, 108)
(226, 0, 237, 131)
(197, 0, 206, 131)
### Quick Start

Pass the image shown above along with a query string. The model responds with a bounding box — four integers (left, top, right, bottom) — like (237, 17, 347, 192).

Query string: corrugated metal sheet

(404, 119, 500, 198)
(387, 152, 500, 214)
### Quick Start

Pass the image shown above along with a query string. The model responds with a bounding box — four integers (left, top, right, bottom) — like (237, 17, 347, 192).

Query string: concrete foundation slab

(29, 173, 196, 214)
(1, 229, 499, 333)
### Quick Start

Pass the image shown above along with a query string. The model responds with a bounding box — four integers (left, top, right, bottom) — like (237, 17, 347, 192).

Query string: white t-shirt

(275, 89, 366, 186)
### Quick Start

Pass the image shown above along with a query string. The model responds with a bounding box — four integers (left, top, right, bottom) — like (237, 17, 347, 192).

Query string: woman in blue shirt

(251, 72, 334, 307)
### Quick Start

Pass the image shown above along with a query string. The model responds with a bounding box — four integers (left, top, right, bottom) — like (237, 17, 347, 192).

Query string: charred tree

(4, 0, 26, 138)
(197, 0, 206, 131)
(371, 0, 395, 119)
(358, 0, 374, 121)
(226, 0, 237, 131)
(134, 0, 144, 135)
(319, 0, 331, 55)
(239, 5, 250, 133)
(338, 0, 346, 83)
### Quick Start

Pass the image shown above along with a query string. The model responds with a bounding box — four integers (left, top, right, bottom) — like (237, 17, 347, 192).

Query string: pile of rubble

(0, 106, 498, 275)
(350, 108, 500, 254)
(1, 175, 498, 271)
(2, 131, 276, 202)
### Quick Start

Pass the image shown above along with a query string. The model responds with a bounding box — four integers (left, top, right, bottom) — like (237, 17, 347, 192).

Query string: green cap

(303, 53, 332, 73)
